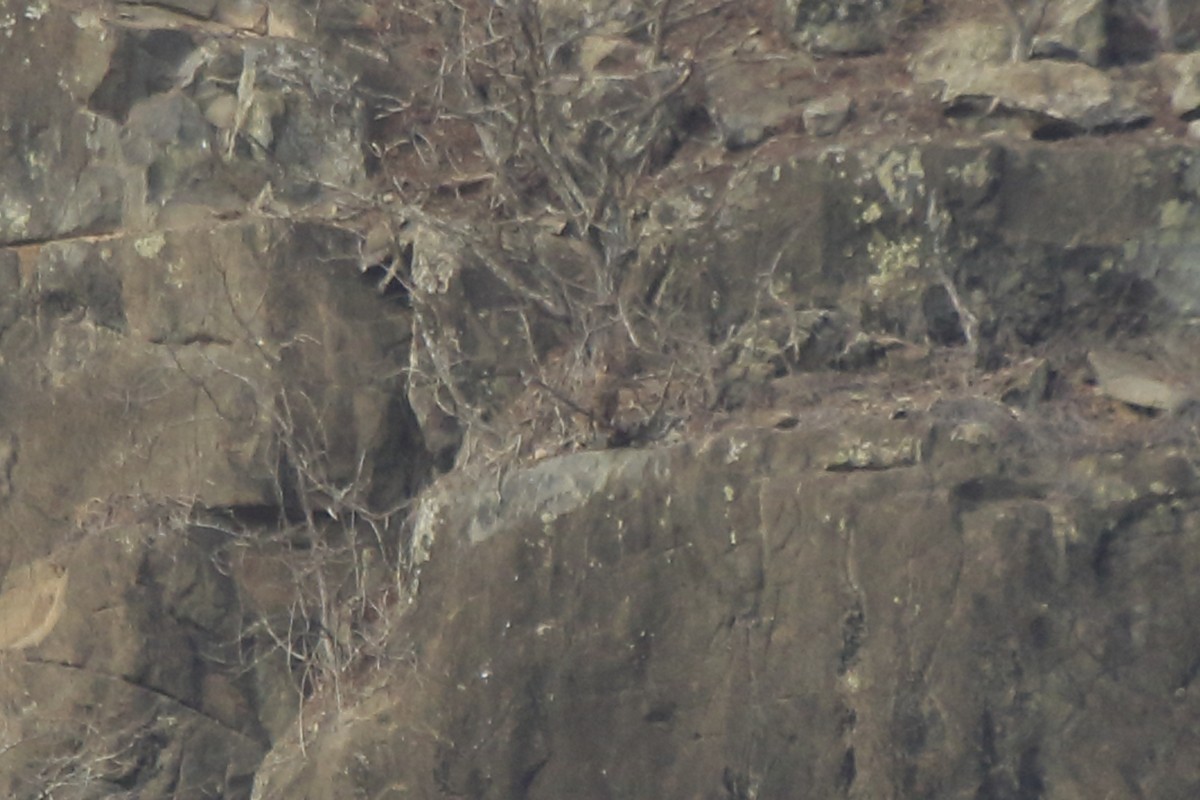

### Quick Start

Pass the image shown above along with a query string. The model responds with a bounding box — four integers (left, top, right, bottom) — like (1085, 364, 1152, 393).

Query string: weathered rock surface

(0, 521, 274, 798)
(0, 6, 419, 782)
(0, 218, 417, 561)
(4, 0, 1200, 798)
(0, 1, 364, 246)
(252, 400, 1200, 799)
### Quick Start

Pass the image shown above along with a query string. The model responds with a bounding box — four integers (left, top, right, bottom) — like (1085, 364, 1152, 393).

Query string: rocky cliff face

(2, 0, 1200, 798)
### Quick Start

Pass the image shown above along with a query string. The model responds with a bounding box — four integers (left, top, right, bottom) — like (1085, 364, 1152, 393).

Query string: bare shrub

(361, 0, 737, 460)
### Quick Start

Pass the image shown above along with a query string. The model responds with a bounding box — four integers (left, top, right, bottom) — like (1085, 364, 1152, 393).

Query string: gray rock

(174, 38, 368, 205)
(803, 93, 853, 136)
(0, 219, 420, 557)
(1173, 0, 1200, 49)
(0, 525, 269, 799)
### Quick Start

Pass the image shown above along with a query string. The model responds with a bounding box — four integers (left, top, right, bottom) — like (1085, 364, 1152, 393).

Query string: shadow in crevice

(89, 29, 199, 123)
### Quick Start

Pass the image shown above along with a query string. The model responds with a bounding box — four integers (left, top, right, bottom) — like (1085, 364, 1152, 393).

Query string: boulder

(704, 52, 814, 148)
(913, 19, 1151, 134)
(933, 59, 1151, 135)
(911, 20, 1014, 83)
(216, 0, 269, 31)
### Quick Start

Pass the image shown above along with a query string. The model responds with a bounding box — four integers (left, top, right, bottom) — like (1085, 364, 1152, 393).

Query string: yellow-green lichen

(866, 232, 923, 298)
(946, 153, 992, 189)
(134, 233, 166, 259)
(860, 201, 883, 224)
(0, 202, 31, 236)
(1159, 199, 1194, 230)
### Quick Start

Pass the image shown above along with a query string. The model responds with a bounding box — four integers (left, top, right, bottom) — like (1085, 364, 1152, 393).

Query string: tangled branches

(362, 0, 728, 461)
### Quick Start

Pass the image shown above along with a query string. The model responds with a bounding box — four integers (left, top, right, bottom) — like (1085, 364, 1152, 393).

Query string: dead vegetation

(64, 393, 411, 753)
(355, 0, 759, 466)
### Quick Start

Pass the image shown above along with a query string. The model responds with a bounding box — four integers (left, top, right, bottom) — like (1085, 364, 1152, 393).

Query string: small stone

(1088, 349, 1191, 413)
(216, 0, 268, 32)
(1189, 120, 1200, 142)
(803, 94, 853, 137)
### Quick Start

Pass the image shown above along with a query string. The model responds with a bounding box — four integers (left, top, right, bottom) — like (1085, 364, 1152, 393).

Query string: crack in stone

(17, 655, 262, 745)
